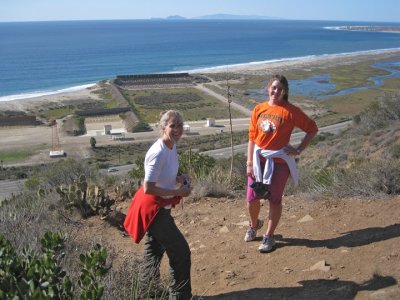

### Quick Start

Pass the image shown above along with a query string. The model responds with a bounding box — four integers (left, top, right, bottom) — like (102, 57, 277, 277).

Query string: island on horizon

(335, 25, 400, 33)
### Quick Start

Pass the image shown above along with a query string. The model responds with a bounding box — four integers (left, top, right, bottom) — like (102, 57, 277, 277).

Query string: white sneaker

(258, 235, 276, 253)
(244, 219, 264, 242)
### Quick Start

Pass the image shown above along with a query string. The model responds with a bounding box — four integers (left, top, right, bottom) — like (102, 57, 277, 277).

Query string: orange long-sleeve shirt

(249, 101, 318, 150)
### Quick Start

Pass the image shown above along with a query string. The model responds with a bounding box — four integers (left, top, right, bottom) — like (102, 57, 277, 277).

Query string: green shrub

(79, 244, 108, 300)
(0, 231, 74, 299)
(0, 232, 110, 300)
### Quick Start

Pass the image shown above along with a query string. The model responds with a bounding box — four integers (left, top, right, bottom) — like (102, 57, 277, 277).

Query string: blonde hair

(158, 110, 184, 131)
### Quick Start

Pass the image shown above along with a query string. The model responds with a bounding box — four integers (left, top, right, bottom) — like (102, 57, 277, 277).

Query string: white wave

(0, 83, 97, 102)
(189, 48, 400, 73)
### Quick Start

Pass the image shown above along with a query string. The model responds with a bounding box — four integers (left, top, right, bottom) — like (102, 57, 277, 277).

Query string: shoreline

(1, 49, 400, 112)
(0, 84, 103, 112)
(195, 48, 400, 74)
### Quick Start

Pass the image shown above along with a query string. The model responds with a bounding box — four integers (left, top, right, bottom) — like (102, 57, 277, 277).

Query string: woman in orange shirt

(245, 75, 318, 253)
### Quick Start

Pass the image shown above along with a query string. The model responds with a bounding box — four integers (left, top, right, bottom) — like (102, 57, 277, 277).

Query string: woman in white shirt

(140, 110, 193, 300)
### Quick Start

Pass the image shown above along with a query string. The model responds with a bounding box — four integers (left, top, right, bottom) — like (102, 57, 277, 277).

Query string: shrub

(353, 91, 400, 134)
(0, 232, 110, 300)
(0, 231, 74, 299)
(331, 158, 400, 197)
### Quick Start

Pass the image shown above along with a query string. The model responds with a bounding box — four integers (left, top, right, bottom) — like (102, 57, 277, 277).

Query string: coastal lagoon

(247, 60, 400, 100)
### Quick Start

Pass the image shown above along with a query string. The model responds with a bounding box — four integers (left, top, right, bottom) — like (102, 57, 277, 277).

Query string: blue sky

(1, 0, 399, 23)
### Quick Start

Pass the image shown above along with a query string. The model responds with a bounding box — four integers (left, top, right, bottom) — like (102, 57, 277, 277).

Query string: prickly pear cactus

(55, 176, 114, 218)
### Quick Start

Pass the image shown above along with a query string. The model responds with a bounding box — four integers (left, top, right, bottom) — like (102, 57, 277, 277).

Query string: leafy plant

(79, 244, 109, 300)
(0, 231, 74, 299)
(0, 232, 111, 300)
(90, 137, 97, 148)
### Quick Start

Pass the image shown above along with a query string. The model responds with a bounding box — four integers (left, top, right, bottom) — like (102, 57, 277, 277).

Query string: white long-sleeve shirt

(252, 145, 299, 186)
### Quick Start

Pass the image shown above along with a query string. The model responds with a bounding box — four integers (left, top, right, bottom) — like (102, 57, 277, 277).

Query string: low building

(110, 129, 126, 140)
(206, 118, 215, 127)
(49, 150, 66, 158)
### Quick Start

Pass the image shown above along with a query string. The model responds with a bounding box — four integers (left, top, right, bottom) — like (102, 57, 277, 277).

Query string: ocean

(1, 19, 400, 101)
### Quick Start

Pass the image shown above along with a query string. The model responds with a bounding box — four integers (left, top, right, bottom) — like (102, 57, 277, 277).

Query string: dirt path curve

(195, 84, 252, 116)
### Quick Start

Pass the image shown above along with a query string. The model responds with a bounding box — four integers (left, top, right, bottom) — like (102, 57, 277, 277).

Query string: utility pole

(227, 79, 234, 182)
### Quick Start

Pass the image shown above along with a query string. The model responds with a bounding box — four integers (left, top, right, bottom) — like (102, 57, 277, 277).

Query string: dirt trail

(83, 194, 400, 299)
(194, 84, 252, 116)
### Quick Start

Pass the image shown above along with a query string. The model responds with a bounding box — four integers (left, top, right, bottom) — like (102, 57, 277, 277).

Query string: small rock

(283, 267, 293, 274)
(298, 214, 314, 222)
(310, 260, 331, 272)
(219, 226, 230, 233)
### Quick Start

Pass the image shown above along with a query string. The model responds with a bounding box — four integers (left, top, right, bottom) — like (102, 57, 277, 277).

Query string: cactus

(55, 175, 114, 218)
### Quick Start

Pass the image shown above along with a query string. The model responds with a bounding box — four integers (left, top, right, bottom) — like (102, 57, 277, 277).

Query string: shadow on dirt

(200, 274, 397, 300)
(279, 223, 400, 249)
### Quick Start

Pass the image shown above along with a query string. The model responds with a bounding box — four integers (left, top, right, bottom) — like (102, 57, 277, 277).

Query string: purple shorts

(246, 162, 290, 205)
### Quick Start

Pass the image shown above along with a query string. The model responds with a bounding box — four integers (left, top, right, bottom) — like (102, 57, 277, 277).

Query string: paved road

(201, 120, 352, 158)
(0, 179, 25, 201)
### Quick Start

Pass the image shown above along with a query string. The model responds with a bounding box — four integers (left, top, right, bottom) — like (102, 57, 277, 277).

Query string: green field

(123, 87, 247, 123)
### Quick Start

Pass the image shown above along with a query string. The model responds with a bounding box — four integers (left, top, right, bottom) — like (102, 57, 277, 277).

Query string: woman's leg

(265, 163, 289, 237)
(148, 208, 192, 300)
(140, 228, 165, 294)
(265, 202, 283, 236)
(247, 198, 260, 228)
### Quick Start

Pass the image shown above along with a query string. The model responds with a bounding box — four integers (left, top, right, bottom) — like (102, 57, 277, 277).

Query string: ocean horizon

(1, 19, 400, 101)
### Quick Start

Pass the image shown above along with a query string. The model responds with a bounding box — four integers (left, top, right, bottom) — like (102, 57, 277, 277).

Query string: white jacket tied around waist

(252, 145, 299, 186)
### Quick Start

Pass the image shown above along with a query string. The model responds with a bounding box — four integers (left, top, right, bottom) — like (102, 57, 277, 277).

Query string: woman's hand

(176, 185, 193, 197)
(284, 144, 301, 156)
(246, 165, 254, 178)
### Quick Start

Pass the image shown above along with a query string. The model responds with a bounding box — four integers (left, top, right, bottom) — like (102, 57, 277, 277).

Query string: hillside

(82, 193, 400, 299)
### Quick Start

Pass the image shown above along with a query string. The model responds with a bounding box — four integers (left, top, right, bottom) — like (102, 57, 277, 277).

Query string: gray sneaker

(244, 219, 264, 242)
(258, 235, 276, 253)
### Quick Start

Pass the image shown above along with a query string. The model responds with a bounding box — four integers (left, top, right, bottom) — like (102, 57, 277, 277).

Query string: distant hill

(159, 14, 282, 21)
(193, 14, 282, 20)
(165, 15, 187, 20)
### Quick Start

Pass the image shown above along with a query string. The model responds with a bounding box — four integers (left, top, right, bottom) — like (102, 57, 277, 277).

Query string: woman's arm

(284, 131, 317, 156)
(144, 181, 192, 197)
(246, 140, 255, 178)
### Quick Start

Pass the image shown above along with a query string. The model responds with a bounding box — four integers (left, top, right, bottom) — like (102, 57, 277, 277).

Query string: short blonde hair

(158, 110, 184, 130)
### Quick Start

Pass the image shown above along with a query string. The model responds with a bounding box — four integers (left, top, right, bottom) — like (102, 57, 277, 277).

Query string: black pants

(141, 208, 192, 300)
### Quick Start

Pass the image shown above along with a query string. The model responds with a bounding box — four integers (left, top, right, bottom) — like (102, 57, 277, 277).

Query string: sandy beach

(195, 48, 400, 75)
(1, 49, 400, 113)
(0, 84, 103, 112)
